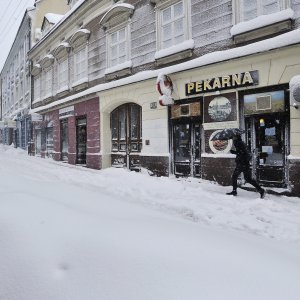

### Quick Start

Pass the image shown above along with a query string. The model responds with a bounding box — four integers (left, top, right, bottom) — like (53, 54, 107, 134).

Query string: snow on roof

(231, 8, 295, 36)
(44, 13, 64, 24)
(31, 28, 300, 114)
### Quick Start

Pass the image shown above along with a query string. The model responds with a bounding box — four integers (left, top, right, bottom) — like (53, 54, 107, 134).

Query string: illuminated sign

(185, 71, 258, 96)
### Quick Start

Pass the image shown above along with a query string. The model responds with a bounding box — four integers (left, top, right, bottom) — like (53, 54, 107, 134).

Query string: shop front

(32, 97, 101, 169)
(169, 44, 300, 195)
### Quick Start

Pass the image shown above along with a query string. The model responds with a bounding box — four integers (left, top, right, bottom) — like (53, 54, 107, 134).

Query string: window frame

(156, 0, 191, 51)
(43, 67, 53, 99)
(233, 0, 290, 24)
(57, 57, 69, 93)
(106, 22, 131, 69)
(33, 75, 41, 103)
(73, 45, 88, 86)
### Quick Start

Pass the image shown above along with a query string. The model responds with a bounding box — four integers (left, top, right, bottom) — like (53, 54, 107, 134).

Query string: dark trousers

(232, 164, 262, 191)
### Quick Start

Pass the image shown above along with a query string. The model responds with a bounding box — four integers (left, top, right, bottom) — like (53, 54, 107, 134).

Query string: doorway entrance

(60, 119, 68, 161)
(173, 121, 201, 177)
(245, 114, 287, 187)
(110, 103, 142, 169)
(76, 118, 87, 164)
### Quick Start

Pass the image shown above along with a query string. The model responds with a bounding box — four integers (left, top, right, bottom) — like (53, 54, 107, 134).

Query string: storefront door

(76, 118, 87, 164)
(245, 115, 287, 187)
(173, 122, 201, 177)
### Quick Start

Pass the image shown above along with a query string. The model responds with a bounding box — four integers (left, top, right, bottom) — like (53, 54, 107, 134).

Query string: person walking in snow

(226, 134, 265, 198)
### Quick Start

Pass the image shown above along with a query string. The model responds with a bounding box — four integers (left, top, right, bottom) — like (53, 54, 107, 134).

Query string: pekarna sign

(185, 70, 258, 96)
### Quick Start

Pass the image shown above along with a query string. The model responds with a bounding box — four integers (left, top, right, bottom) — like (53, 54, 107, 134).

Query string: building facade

(28, 0, 300, 196)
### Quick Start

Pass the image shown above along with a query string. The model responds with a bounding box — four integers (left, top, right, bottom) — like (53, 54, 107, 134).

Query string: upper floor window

(100, 3, 134, 76)
(154, 0, 193, 64)
(241, 0, 281, 21)
(73, 46, 87, 83)
(109, 27, 128, 67)
(231, 0, 293, 43)
(43, 68, 53, 98)
(57, 58, 69, 91)
(69, 29, 90, 86)
(235, 0, 291, 23)
(161, 1, 185, 49)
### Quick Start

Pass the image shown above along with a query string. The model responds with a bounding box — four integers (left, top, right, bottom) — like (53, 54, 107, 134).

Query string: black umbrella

(211, 128, 245, 141)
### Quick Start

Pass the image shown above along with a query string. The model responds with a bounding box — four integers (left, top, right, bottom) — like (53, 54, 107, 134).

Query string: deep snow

(0, 145, 300, 300)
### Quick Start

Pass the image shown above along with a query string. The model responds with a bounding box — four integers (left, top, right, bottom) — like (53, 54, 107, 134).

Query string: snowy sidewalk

(1, 145, 300, 300)
(1, 145, 300, 244)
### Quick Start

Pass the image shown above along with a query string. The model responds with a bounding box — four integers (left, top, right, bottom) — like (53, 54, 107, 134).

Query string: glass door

(246, 115, 287, 187)
(173, 122, 201, 177)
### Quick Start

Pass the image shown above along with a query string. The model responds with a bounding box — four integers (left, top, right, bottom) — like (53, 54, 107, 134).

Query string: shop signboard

(185, 71, 259, 96)
(59, 105, 74, 119)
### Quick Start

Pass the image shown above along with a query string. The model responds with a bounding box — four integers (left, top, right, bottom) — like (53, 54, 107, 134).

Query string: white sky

(0, 0, 35, 70)
(1, 145, 300, 299)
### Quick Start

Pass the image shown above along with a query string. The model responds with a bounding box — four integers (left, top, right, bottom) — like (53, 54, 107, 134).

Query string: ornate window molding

(53, 42, 71, 60)
(100, 3, 134, 30)
(40, 54, 55, 69)
(69, 29, 90, 48)
(31, 63, 42, 76)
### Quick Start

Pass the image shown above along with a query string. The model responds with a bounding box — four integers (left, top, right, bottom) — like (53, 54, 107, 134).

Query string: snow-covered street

(0, 144, 300, 300)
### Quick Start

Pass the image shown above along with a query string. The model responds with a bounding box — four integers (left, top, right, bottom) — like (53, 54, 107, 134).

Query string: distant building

(0, 0, 69, 151)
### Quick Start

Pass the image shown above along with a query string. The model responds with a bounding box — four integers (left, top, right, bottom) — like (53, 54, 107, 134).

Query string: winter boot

(226, 190, 237, 196)
(259, 188, 265, 199)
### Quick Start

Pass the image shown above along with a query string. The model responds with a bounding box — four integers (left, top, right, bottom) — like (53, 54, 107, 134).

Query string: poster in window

(203, 92, 237, 124)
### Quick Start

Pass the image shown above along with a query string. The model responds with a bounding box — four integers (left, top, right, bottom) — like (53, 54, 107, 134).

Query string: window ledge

(56, 86, 70, 98)
(155, 39, 194, 66)
(72, 78, 89, 91)
(105, 61, 132, 80)
(231, 9, 295, 44)
(42, 96, 54, 105)
(57, 85, 69, 94)
(32, 98, 42, 105)
(232, 19, 293, 44)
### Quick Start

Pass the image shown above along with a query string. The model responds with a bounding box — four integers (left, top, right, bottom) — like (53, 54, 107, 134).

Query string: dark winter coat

(230, 137, 251, 167)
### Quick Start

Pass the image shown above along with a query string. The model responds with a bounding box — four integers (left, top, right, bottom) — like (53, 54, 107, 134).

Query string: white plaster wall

(99, 79, 169, 169)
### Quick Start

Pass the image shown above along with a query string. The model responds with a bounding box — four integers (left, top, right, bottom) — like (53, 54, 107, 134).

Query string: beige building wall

(99, 79, 169, 169)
